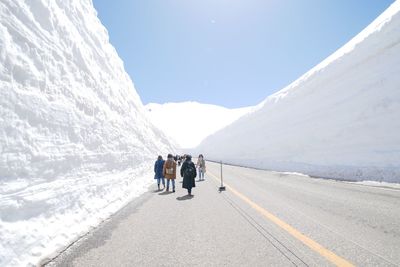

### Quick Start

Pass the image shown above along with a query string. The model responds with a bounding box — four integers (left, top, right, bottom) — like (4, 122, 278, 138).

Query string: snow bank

(145, 102, 253, 148)
(196, 1, 400, 183)
(0, 0, 174, 266)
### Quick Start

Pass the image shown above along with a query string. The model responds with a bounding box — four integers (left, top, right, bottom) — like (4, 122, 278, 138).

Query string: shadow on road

(176, 195, 194, 201)
(158, 191, 174, 195)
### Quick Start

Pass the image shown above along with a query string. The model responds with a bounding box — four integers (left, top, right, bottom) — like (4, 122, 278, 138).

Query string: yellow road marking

(207, 170, 355, 267)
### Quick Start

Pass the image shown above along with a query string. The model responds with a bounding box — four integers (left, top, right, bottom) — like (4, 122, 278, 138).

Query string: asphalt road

(48, 161, 400, 266)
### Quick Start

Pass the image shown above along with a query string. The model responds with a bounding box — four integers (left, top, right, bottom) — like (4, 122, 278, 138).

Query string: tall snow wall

(145, 102, 253, 148)
(196, 1, 400, 183)
(0, 0, 174, 266)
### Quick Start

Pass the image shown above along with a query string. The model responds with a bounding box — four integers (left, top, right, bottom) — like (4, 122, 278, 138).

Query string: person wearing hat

(163, 154, 177, 192)
(180, 155, 197, 196)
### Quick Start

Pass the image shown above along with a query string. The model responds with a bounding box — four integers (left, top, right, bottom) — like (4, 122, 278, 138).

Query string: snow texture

(196, 1, 400, 183)
(145, 102, 253, 149)
(0, 0, 174, 266)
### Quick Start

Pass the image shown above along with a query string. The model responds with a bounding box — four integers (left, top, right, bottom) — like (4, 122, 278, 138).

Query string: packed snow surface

(0, 0, 174, 266)
(145, 102, 253, 148)
(197, 1, 400, 183)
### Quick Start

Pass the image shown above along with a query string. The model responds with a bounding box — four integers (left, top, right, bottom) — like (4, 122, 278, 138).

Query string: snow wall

(145, 102, 253, 149)
(196, 1, 400, 183)
(0, 0, 174, 266)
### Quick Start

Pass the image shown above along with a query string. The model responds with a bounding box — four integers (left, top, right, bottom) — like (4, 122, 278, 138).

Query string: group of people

(154, 154, 206, 196)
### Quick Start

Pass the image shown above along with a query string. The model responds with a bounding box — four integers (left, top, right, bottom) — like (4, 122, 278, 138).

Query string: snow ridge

(145, 101, 253, 149)
(0, 0, 174, 266)
(196, 1, 400, 183)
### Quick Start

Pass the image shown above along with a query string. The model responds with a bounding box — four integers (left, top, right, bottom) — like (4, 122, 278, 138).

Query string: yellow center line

(207, 170, 355, 267)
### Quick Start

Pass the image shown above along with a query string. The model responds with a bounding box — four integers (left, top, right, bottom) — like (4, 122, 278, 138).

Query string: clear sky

(92, 0, 394, 108)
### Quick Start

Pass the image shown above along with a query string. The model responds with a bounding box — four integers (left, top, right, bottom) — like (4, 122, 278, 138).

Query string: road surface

(48, 161, 400, 266)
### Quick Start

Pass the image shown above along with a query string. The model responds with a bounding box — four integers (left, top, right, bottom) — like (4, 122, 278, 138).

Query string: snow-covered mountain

(0, 1, 174, 266)
(196, 1, 400, 183)
(145, 102, 253, 149)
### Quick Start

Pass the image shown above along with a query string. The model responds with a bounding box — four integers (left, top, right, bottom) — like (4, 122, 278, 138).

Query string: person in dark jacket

(154, 155, 165, 191)
(180, 155, 197, 196)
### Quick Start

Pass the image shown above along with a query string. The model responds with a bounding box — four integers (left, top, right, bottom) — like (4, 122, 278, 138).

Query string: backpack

(165, 160, 174, 175)
(184, 163, 196, 178)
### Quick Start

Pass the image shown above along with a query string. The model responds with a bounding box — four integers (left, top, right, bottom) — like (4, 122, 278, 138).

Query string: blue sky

(93, 0, 394, 108)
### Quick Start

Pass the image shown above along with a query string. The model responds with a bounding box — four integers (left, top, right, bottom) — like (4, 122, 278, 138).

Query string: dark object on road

(219, 161, 226, 192)
(181, 155, 197, 195)
(176, 195, 194, 201)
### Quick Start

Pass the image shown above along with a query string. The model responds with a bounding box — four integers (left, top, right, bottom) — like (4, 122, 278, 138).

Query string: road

(48, 161, 400, 266)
